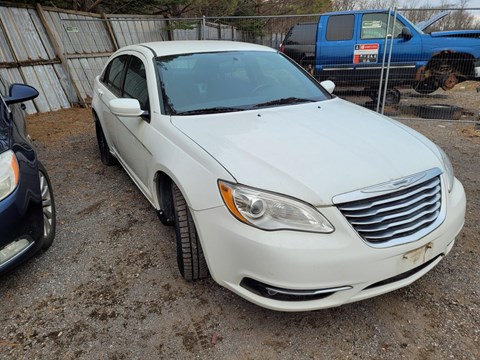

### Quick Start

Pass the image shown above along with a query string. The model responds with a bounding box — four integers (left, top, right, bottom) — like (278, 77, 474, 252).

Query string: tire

(418, 104, 462, 120)
(94, 115, 117, 166)
(414, 77, 439, 95)
(38, 162, 56, 250)
(384, 89, 401, 105)
(171, 182, 209, 281)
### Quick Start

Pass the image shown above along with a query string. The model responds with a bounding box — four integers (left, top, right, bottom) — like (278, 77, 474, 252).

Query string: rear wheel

(414, 77, 439, 95)
(94, 115, 117, 166)
(38, 162, 56, 250)
(171, 182, 209, 281)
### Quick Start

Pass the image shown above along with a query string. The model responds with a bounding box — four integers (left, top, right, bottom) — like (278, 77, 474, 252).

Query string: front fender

(147, 116, 234, 211)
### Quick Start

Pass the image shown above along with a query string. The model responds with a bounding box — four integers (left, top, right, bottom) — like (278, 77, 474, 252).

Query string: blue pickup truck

(281, 10, 480, 95)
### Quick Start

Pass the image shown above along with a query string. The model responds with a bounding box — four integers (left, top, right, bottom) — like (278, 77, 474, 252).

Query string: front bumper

(0, 171, 43, 275)
(193, 178, 466, 311)
(475, 59, 480, 78)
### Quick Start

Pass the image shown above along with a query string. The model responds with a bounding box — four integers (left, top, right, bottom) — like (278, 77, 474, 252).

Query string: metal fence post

(381, 6, 398, 114)
(376, 7, 392, 113)
(202, 15, 206, 40)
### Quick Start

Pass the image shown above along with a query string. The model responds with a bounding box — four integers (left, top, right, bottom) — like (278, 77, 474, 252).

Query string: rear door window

(286, 23, 317, 45)
(123, 56, 149, 110)
(326, 14, 355, 41)
(102, 55, 129, 96)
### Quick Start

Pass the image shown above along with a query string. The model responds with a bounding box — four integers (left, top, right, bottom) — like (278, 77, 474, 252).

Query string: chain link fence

(60, 8, 480, 121)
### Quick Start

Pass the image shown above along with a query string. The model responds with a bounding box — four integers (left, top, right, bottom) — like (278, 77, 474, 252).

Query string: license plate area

(400, 242, 433, 270)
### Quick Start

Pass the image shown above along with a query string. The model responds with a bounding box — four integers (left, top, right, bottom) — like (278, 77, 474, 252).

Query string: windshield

(156, 51, 331, 115)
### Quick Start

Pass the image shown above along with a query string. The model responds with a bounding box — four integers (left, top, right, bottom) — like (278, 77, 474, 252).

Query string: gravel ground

(342, 80, 480, 120)
(0, 108, 479, 359)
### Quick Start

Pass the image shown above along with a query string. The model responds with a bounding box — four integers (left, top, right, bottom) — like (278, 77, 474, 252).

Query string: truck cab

(310, 10, 480, 94)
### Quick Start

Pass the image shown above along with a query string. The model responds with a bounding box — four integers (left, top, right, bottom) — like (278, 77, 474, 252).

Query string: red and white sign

(353, 44, 379, 64)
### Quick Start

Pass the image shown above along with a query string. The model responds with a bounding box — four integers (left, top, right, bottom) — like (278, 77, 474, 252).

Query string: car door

(354, 12, 422, 84)
(317, 14, 357, 84)
(98, 54, 129, 151)
(111, 53, 154, 199)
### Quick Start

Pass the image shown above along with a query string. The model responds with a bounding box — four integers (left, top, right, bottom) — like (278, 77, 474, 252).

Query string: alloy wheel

(39, 171, 54, 237)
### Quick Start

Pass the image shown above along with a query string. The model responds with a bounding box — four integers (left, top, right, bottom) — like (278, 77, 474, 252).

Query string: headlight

(218, 180, 334, 233)
(436, 145, 454, 192)
(0, 150, 20, 201)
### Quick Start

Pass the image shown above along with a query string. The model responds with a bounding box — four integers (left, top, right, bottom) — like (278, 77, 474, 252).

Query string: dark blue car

(0, 76, 56, 274)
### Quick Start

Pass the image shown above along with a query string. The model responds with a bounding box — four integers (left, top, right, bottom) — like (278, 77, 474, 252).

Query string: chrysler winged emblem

(361, 172, 427, 194)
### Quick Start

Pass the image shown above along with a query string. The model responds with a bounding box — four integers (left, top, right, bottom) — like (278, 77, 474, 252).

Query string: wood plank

(36, 4, 85, 107)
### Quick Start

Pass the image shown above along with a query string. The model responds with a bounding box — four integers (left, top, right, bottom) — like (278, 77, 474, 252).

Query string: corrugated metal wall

(0, 5, 71, 113)
(0, 3, 246, 113)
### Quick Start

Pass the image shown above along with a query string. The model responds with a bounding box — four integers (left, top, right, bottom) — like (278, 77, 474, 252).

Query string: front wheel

(171, 182, 209, 281)
(38, 162, 56, 250)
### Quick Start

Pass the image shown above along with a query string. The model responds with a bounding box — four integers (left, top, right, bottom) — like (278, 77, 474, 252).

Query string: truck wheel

(414, 78, 439, 94)
(171, 182, 209, 281)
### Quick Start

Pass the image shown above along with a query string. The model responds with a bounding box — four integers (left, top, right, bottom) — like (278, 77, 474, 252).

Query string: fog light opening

(0, 238, 33, 266)
(241, 277, 352, 302)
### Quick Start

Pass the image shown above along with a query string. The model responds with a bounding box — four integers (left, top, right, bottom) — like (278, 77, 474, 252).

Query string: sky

(398, 0, 480, 7)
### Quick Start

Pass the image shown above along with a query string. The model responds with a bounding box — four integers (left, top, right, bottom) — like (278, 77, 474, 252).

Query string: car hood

(171, 98, 443, 206)
(416, 11, 450, 31)
(430, 30, 480, 38)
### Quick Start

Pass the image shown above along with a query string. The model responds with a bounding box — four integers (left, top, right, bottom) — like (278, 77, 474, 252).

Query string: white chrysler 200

(92, 41, 466, 311)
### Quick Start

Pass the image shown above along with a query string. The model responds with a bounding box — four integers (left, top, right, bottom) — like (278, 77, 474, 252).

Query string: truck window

(361, 13, 404, 39)
(326, 15, 354, 41)
(285, 23, 317, 45)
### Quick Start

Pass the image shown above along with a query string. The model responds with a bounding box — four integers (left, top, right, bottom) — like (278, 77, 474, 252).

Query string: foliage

(25, 0, 331, 16)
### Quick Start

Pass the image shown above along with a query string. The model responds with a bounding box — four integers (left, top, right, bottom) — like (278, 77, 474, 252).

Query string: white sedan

(92, 41, 466, 311)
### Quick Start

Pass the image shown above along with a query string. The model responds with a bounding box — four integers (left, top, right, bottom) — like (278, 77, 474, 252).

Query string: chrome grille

(336, 170, 443, 246)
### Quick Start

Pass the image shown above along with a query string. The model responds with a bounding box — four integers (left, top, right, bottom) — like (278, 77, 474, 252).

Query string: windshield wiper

(175, 107, 247, 115)
(253, 97, 316, 108)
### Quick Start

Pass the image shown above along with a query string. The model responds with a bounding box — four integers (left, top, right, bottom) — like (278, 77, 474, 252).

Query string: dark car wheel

(38, 162, 56, 250)
(94, 116, 118, 166)
(171, 182, 209, 281)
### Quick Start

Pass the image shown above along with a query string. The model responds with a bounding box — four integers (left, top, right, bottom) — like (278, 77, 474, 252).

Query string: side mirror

(401, 27, 412, 40)
(320, 80, 335, 94)
(109, 98, 148, 118)
(4, 84, 39, 105)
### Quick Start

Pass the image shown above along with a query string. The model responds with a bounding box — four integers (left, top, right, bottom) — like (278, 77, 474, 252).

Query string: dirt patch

(27, 108, 92, 146)
(0, 109, 478, 360)
(461, 126, 480, 143)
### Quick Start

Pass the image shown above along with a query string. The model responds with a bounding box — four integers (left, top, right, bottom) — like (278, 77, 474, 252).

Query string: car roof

(122, 40, 276, 57)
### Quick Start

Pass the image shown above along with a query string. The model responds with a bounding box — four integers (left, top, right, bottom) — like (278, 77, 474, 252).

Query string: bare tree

(332, 0, 479, 30)
(332, 0, 395, 11)
(400, 0, 479, 31)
